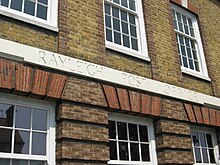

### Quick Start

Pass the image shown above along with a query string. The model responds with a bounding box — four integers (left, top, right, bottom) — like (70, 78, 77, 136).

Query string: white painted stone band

(0, 38, 219, 108)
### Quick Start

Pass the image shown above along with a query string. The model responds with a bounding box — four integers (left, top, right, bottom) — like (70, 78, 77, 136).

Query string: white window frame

(191, 126, 219, 165)
(0, 0, 58, 31)
(0, 93, 56, 165)
(104, 0, 149, 61)
(171, 4, 210, 81)
(108, 113, 157, 165)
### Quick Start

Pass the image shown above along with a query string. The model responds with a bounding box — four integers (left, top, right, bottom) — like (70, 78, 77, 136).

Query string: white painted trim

(0, 0, 58, 32)
(171, 4, 209, 79)
(191, 127, 219, 165)
(0, 38, 220, 108)
(182, 0, 188, 8)
(108, 113, 157, 165)
(104, 0, 149, 61)
(0, 93, 56, 165)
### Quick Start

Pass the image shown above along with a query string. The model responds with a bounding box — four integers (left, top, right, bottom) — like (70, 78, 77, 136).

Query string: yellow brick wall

(0, 16, 57, 52)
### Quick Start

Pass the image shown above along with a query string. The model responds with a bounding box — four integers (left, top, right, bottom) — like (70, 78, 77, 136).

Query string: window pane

(14, 130, 30, 154)
(200, 133, 207, 147)
(122, 22, 128, 34)
(195, 148, 202, 163)
(121, 0, 128, 7)
(129, 0, 136, 11)
(109, 141, 117, 160)
(180, 45, 186, 56)
(15, 106, 31, 129)
(32, 132, 46, 155)
(189, 59, 194, 70)
(176, 12, 181, 22)
(128, 123, 138, 141)
(11, 0, 22, 11)
(0, 128, 12, 153)
(202, 148, 209, 163)
(113, 0, 119, 4)
(117, 122, 127, 140)
(182, 57, 188, 67)
(105, 15, 111, 28)
(141, 144, 150, 161)
(209, 149, 215, 163)
(187, 48, 192, 57)
(106, 29, 113, 42)
(195, 61, 200, 72)
(0, 103, 14, 127)
(192, 132, 199, 146)
(206, 134, 213, 147)
(38, 0, 48, 5)
(37, 4, 47, 20)
(179, 35, 184, 44)
(0, 0, 9, 7)
(184, 25, 189, 35)
(113, 18, 120, 31)
(190, 27, 195, 37)
(139, 125, 148, 142)
(112, 7, 119, 18)
(33, 108, 47, 131)
(109, 120, 116, 139)
(12, 160, 28, 165)
(130, 25, 137, 37)
(119, 142, 129, 160)
(105, 3, 110, 15)
(0, 159, 10, 165)
(30, 161, 45, 165)
(178, 22, 183, 32)
(129, 14, 135, 25)
(130, 143, 140, 161)
(131, 38, 138, 51)
(114, 32, 121, 45)
(123, 35, 130, 48)
(121, 10, 127, 21)
(24, 0, 36, 16)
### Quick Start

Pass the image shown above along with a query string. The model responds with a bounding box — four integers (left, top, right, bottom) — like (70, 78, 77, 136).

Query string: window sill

(106, 41, 150, 62)
(181, 67, 211, 82)
(0, 7, 58, 32)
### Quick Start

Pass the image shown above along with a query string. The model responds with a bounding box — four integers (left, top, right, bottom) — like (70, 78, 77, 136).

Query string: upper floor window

(0, 0, 58, 31)
(104, 0, 149, 61)
(171, 4, 210, 80)
(108, 113, 157, 165)
(0, 93, 55, 165)
(191, 127, 219, 164)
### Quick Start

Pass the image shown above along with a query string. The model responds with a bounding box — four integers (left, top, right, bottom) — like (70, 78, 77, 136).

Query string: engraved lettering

(39, 51, 47, 64)
(128, 75, 135, 86)
(48, 54, 58, 66)
(58, 55, 67, 66)
(77, 61, 84, 73)
(164, 85, 171, 94)
(87, 64, 95, 76)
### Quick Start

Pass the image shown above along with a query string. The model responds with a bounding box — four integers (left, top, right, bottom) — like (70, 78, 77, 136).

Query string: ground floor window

(108, 113, 157, 165)
(191, 127, 219, 164)
(0, 93, 55, 165)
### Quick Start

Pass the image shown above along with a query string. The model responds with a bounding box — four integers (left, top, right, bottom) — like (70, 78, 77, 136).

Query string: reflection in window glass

(24, 0, 35, 16)
(108, 119, 151, 163)
(14, 131, 30, 154)
(0, 0, 9, 7)
(30, 160, 45, 165)
(32, 133, 46, 155)
(0, 103, 14, 127)
(10, 0, 22, 11)
(191, 131, 216, 164)
(37, 4, 47, 20)
(33, 109, 47, 131)
(0, 158, 10, 165)
(15, 106, 31, 129)
(0, 128, 12, 153)
(12, 159, 28, 165)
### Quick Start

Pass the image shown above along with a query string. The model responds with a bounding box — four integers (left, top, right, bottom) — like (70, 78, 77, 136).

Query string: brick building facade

(0, 0, 219, 165)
